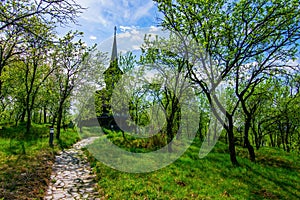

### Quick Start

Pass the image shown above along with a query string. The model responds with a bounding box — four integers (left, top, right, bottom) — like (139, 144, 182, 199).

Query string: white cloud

(118, 31, 131, 38)
(150, 26, 160, 32)
(131, 34, 143, 43)
(75, 0, 156, 27)
(131, 29, 140, 35)
(63, 0, 161, 46)
(98, 27, 169, 55)
(132, 45, 141, 50)
(120, 26, 133, 32)
(89, 35, 97, 40)
(286, 59, 300, 67)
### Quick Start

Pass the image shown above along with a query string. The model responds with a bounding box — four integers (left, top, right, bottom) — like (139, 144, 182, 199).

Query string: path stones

(44, 137, 101, 200)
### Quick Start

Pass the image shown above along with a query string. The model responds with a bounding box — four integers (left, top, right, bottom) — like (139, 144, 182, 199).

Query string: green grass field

(1, 125, 299, 199)
(84, 129, 300, 200)
(0, 123, 80, 199)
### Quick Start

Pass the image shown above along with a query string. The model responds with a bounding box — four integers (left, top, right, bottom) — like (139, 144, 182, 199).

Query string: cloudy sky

(57, 0, 164, 54)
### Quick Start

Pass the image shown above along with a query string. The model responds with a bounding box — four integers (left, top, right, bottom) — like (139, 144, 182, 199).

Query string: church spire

(103, 26, 123, 92)
(111, 26, 117, 61)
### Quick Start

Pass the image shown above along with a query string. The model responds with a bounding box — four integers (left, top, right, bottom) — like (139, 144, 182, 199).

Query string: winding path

(44, 137, 101, 200)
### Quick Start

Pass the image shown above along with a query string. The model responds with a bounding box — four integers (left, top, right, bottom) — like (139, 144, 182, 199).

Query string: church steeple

(103, 26, 123, 95)
(96, 26, 124, 125)
(111, 26, 117, 61)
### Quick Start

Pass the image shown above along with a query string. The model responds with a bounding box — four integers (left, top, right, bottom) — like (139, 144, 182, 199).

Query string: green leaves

(155, 0, 300, 163)
(0, 0, 92, 133)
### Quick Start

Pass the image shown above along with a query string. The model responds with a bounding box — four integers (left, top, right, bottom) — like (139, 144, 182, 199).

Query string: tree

(155, 0, 300, 164)
(52, 31, 94, 140)
(0, 24, 24, 100)
(74, 50, 106, 133)
(0, 0, 84, 31)
(244, 79, 272, 150)
(21, 20, 56, 133)
(0, 0, 84, 99)
(141, 35, 196, 152)
(15, 18, 56, 134)
(259, 77, 300, 152)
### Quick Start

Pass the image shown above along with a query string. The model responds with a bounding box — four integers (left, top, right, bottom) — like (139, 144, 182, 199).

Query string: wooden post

(49, 127, 54, 147)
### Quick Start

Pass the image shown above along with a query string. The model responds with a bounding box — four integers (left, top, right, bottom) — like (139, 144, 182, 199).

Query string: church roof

(104, 26, 123, 75)
(111, 26, 118, 61)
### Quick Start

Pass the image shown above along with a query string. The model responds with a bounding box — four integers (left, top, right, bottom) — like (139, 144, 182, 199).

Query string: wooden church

(96, 27, 124, 129)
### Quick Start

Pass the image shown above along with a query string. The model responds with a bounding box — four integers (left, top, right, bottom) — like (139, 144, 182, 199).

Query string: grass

(83, 129, 300, 200)
(1, 124, 298, 199)
(0, 123, 80, 200)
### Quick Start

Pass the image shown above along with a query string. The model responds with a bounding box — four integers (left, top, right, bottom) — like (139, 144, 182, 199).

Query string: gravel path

(44, 137, 100, 200)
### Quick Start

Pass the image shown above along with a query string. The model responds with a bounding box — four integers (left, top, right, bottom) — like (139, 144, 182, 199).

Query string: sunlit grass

(0, 123, 80, 199)
(85, 131, 300, 200)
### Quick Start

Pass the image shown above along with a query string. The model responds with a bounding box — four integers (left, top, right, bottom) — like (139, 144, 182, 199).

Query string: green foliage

(0, 123, 80, 199)
(154, 0, 300, 164)
(94, 89, 110, 117)
(104, 59, 123, 97)
(56, 129, 81, 149)
(0, 0, 84, 31)
(0, 0, 92, 137)
(0, 123, 79, 155)
(86, 138, 300, 199)
(79, 126, 104, 139)
(118, 51, 137, 73)
(94, 129, 166, 153)
(248, 77, 300, 152)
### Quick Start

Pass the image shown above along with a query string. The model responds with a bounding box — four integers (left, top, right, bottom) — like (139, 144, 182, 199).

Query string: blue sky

(57, 0, 164, 53)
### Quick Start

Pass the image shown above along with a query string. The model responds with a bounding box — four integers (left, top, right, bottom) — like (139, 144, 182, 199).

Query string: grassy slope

(0, 123, 80, 200)
(85, 130, 300, 200)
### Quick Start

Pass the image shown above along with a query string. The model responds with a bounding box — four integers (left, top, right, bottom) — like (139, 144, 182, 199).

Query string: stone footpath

(44, 137, 101, 200)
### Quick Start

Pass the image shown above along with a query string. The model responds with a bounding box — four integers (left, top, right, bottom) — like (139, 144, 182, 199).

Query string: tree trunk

(52, 112, 56, 127)
(39, 109, 42, 124)
(244, 118, 255, 162)
(269, 134, 274, 147)
(26, 108, 31, 134)
(285, 133, 290, 152)
(44, 107, 47, 124)
(167, 119, 173, 153)
(33, 111, 38, 123)
(135, 104, 138, 134)
(253, 127, 260, 150)
(285, 122, 290, 153)
(280, 130, 286, 151)
(198, 114, 203, 141)
(121, 130, 127, 142)
(227, 116, 239, 165)
(253, 121, 262, 150)
(56, 106, 63, 140)
(20, 109, 26, 122)
(56, 99, 65, 140)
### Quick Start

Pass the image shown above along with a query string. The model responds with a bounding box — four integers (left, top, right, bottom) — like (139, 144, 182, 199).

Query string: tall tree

(141, 35, 195, 152)
(261, 77, 300, 152)
(17, 18, 56, 134)
(52, 31, 93, 140)
(0, 0, 84, 31)
(76, 50, 106, 133)
(0, 25, 24, 100)
(0, 0, 84, 98)
(154, 0, 300, 164)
